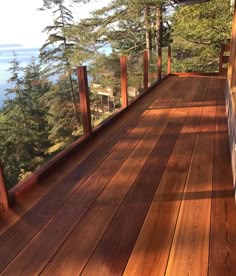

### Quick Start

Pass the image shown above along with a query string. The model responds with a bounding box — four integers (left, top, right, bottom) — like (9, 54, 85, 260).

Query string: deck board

(0, 76, 236, 275)
(123, 80, 205, 276)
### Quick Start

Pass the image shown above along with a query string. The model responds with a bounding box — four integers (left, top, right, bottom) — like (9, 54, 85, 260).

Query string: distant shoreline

(0, 44, 23, 48)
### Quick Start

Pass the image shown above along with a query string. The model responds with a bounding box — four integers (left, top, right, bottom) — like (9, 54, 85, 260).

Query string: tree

(73, 0, 172, 55)
(40, 1, 80, 124)
(171, 0, 232, 72)
(0, 57, 51, 188)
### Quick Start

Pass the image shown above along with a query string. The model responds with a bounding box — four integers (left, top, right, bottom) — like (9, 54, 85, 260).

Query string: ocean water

(0, 45, 112, 107)
(0, 47, 39, 106)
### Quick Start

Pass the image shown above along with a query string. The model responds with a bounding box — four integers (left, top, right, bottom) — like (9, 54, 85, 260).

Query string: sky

(0, 0, 110, 48)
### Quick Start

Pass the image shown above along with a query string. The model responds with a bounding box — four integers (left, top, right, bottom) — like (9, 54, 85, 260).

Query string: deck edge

(7, 75, 171, 206)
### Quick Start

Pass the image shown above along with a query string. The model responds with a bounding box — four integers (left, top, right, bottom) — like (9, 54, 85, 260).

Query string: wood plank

(224, 44, 230, 52)
(120, 56, 128, 108)
(165, 131, 215, 276)
(80, 112, 187, 276)
(39, 80, 190, 275)
(40, 108, 176, 276)
(208, 86, 236, 275)
(178, 77, 208, 108)
(0, 77, 176, 234)
(0, 78, 177, 235)
(123, 78, 207, 275)
(149, 77, 190, 109)
(223, 55, 230, 64)
(0, 76, 231, 276)
(165, 91, 216, 275)
(0, 109, 164, 273)
(2, 77, 189, 275)
(123, 107, 202, 275)
(77, 66, 92, 137)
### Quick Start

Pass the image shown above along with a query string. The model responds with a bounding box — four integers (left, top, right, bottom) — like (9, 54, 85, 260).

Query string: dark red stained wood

(0, 164, 9, 211)
(143, 50, 149, 90)
(224, 44, 230, 52)
(120, 56, 128, 108)
(168, 45, 171, 74)
(77, 66, 92, 137)
(81, 121, 183, 276)
(223, 55, 229, 64)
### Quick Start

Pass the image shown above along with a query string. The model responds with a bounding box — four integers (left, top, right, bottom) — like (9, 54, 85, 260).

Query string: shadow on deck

(0, 75, 236, 275)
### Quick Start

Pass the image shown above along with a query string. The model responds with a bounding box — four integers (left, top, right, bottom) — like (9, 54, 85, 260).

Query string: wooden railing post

(143, 50, 149, 90)
(76, 66, 92, 137)
(0, 163, 9, 210)
(120, 56, 128, 108)
(168, 46, 171, 74)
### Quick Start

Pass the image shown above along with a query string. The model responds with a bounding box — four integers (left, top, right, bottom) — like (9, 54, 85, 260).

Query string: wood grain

(165, 83, 217, 276)
(81, 119, 185, 276)
(209, 82, 236, 275)
(0, 76, 234, 276)
(123, 78, 207, 276)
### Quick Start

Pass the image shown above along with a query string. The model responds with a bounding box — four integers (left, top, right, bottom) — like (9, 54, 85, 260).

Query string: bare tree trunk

(60, 3, 80, 125)
(68, 70, 81, 124)
(156, 5, 163, 80)
(144, 6, 152, 58)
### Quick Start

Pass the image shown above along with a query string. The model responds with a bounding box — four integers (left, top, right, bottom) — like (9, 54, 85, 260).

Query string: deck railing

(0, 40, 230, 211)
(0, 48, 171, 211)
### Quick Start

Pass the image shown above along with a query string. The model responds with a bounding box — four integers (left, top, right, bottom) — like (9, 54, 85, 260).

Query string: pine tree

(0, 57, 51, 188)
(171, 0, 232, 72)
(40, 1, 80, 124)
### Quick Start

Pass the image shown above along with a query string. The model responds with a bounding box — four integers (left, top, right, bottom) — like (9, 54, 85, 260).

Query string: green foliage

(43, 76, 81, 146)
(40, 2, 81, 125)
(0, 57, 51, 188)
(171, 0, 232, 72)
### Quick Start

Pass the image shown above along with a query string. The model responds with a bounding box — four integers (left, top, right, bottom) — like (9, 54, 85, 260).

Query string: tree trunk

(144, 6, 152, 58)
(59, 3, 80, 125)
(68, 70, 81, 125)
(156, 5, 163, 80)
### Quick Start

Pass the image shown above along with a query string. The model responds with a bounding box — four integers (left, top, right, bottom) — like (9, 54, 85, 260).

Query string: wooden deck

(0, 75, 236, 275)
